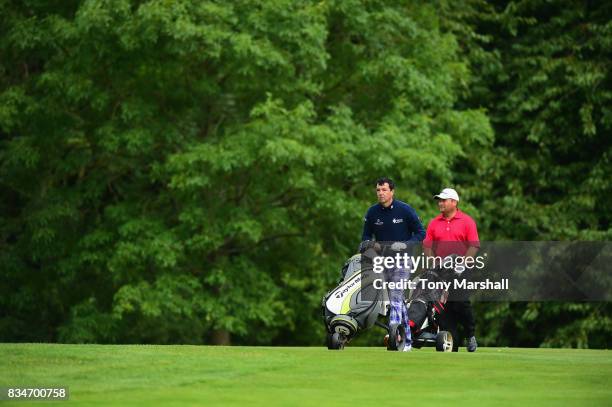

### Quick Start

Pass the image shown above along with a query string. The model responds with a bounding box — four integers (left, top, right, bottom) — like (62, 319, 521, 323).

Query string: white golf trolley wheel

(435, 330, 453, 352)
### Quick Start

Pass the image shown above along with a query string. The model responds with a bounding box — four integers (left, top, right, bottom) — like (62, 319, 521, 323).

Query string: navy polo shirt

(361, 200, 425, 243)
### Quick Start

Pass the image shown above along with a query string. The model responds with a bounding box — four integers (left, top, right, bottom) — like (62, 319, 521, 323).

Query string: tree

(437, 0, 612, 348)
(0, 0, 492, 344)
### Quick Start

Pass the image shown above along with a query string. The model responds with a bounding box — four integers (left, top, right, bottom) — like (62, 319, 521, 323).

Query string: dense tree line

(439, 0, 611, 348)
(1, 0, 609, 347)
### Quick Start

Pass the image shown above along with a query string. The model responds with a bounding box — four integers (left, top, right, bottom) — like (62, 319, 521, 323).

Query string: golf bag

(407, 268, 454, 352)
(322, 253, 387, 349)
(321, 245, 410, 351)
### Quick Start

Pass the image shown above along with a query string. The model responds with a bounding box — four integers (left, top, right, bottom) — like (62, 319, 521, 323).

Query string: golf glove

(359, 240, 373, 253)
(359, 240, 382, 254)
(390, 242, 407, 251)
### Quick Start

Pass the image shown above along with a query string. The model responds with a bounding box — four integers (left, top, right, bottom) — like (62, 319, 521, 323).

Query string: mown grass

(1, 344, 611, 406)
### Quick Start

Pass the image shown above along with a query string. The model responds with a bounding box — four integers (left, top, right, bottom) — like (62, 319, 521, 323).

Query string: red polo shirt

(423, 209, 480, 258)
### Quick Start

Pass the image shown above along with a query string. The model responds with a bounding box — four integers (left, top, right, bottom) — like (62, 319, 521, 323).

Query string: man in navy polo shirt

(361, 177, 425, 351)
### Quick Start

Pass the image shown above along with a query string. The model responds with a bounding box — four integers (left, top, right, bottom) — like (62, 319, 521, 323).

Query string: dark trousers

(439, 300, 476, 350)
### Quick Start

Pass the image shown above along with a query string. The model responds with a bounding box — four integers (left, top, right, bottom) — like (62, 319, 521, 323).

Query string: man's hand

(359, 240, 381, 256)
(359, 240, 380, 253)
(390, 242, 407, 251)
(359, 240, 371, 253)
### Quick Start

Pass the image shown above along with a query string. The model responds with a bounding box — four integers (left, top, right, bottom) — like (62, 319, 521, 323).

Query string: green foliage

(440, 0, 612, 348)
(1, 0, 488, 345)
(444, 0, 612, 241)
(0, 0, 608, 347)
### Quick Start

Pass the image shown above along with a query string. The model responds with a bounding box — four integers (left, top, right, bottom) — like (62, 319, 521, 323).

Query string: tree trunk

(210, 328, 231, 345)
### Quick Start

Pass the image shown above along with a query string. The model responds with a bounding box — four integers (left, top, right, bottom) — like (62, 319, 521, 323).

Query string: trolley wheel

(327, 332, 345, 350)
(436, 330, 453, 352)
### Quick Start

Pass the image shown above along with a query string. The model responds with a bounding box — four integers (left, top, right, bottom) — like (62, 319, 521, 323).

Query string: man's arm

(361, 211, 373, 241)
(423, 221, 434, 257)
(406, 207, 426, 242)
(465, 216, 480, 259)
(465, 246, 479, 259)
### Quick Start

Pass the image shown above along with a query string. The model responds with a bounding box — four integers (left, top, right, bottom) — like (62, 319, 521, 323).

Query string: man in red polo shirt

(423, 188, 480, 352)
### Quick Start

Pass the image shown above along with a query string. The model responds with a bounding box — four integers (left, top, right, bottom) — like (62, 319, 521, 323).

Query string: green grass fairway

(1, 345, 611, 407)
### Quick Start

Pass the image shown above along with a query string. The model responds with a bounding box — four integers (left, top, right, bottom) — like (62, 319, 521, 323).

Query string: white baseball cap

(434, 188, 460, 201)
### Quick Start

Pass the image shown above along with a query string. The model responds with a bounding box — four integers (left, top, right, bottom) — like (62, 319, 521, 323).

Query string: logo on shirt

(392, 218, 403, 224)
(374, 218, 383, 226)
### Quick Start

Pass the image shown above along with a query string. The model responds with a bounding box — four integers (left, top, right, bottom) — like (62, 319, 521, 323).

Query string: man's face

(438, 198, 457, 213)
(376, 183, 394, 206)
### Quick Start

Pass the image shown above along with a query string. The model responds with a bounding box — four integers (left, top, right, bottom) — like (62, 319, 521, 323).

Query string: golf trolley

(322, 246, 454, 352)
